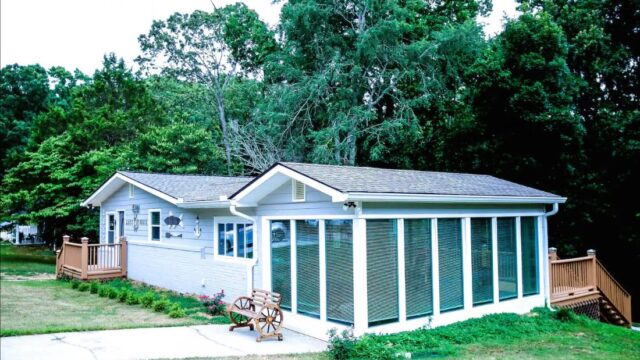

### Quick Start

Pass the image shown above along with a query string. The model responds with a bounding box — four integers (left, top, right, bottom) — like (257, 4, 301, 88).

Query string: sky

(1, 0, 518, 75)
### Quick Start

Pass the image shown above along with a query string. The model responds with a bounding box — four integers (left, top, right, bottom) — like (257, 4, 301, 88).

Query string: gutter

(543, 202, 560, 309)
(229, 201, 259, 294)
(345, 192, 567, 204)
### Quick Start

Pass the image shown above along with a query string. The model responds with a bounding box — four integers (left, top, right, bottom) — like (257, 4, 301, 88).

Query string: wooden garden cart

(227, 289, 284, 342)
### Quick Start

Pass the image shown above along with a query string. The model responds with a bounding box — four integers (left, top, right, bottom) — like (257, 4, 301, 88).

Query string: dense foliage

(1, 0, 638, 318)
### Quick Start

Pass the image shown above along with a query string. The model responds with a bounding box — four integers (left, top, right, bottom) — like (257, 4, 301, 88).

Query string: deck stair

(56, 235, 127, 280)
(549, 248, 631, 327)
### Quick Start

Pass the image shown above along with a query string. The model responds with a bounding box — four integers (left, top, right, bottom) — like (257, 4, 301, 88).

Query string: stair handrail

(595, 258, 632, 325)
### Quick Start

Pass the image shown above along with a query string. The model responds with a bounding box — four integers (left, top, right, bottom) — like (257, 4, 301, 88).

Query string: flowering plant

(198, 289, 225, 315)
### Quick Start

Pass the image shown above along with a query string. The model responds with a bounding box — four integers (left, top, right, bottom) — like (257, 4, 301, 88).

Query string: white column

(397, 219, 407, 322)
(516, 217, 523, 299)
(540, 215, 549, 304)
(290, 220, 297, 314)
(462, 217, 473, 309)
(492, 217, 499, 303)
(319, 220, 327, 322)
(262, 217, 272, 290)
(352, 218, 368, 335)
(432, 218, 440, 316)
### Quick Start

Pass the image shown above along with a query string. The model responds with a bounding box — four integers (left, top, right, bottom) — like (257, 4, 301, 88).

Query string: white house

(81, 162, 566, 339)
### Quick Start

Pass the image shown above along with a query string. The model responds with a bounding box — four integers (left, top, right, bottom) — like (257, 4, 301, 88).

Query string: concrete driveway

(0, 325, 327, 360)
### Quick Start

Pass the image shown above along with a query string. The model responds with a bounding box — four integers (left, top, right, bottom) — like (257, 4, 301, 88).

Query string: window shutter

(471, 218, 493, 305)
(292, 180, 305, 201)
(271, 220, 291, 310)
(438, 218, 464, 312)
(367, 219, 399, 326)
(521, 217, 539, 296)
(498, 218, 517, 300)
(404, 219, 433, 318)
(296, 220, 320, 317)
(325, 220, 354, 324)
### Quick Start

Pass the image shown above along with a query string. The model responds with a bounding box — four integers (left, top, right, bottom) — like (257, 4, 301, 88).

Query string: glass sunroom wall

(438, 218, 464, 312)
(271, 220, 292, 310)
(325, 219, 354, 324)
(471, 218, 493, 305)
(521, 217, 539, 296)
(296, 219, 320, 318)
(404, 219, 433, 318)
(497, 218, 518, 300)
(367, 219, 399, 326)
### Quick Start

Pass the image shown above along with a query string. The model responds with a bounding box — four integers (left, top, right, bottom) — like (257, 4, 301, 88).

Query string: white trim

(346, 192, 566, 204)
(319, 220, 327, 322)
(290, 220, 297, 314)
(148, 209, 162, 242)
(432, 218, 440, 316)
(353, 217, 368, 335)
(516, 217, 523, 299)
(232, 164, 347, 205)
(397, 219, 407, 323)
(492, 217, 499, 304)
(105, 211, 116, 244)
(82, 173, 183, 207)
(462, 218, 473, 310)
(115, 208, 126, 243)
(212, 217, 255, 264)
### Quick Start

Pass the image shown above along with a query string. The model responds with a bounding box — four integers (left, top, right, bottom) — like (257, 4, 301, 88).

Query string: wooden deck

(549, 249, 632, 327)
(56, 235, 127, 280)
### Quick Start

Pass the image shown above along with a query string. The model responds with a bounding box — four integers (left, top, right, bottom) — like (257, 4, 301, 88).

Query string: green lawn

(0, 241, 56, 277)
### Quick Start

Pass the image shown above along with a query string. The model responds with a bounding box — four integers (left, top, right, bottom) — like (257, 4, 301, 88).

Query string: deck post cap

(548, 247, 557, 253)
(81, 237, 89, 243)
(587, 249, 596, 256)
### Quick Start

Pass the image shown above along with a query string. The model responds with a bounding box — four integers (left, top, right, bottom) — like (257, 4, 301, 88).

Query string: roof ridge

(117, 170, 254, 179)
(279, 162, 492, 177)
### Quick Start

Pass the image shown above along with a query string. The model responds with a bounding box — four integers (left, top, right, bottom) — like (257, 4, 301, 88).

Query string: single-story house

(81, 162, 566, 339)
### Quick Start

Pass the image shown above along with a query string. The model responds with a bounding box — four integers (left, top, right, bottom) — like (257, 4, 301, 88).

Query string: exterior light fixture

(342, 201, 357, 211)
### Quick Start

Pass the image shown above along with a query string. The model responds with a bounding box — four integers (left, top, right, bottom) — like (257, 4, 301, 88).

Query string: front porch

(56, 235, 127, 280)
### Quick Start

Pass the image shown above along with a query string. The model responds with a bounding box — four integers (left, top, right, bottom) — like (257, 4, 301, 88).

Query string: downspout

(230, 201, 259, 294)
(543, 202, 559, 309)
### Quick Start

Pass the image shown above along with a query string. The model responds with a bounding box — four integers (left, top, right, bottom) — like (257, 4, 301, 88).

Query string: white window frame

(105, 211, 116, 244)
(148, 209, 162, 241)
(213, 217, 255, 263)
(128, 184, 135, 198)
(292, 180, 306, 202)
(115, 208, 126, 243)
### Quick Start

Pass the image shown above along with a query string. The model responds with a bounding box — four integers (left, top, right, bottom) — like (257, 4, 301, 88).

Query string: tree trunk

(216, 98, 233, 175)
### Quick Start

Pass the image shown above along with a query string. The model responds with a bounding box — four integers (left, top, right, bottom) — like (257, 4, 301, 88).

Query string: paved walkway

(0, 325, 327, 360)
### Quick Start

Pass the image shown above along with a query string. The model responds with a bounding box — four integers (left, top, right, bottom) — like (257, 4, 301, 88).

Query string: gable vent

(292, 180, 306, 201)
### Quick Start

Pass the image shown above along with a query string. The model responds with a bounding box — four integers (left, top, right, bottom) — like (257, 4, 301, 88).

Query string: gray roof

(119, 171, 253, 202)
(278, 162, 561, 198)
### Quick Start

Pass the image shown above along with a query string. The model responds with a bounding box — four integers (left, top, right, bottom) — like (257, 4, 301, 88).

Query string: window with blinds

(404, 219, 433, 318)
(271, 220, 291, 310)
(367, 219, 399, 326)
(438, 218, 464, 312)
(296, 220, 320, 318)
(521, 217, 539, 296)
(497, 218, 517, 300)
(471, 218, 493, 305)
(325, 219, 354, 324)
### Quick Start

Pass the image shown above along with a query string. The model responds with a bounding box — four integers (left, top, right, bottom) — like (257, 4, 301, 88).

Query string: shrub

(107, 288, 119, 299)
(553, 307, 576, 322)
(126, 293, 141, 305)
(89, 281, 100, 294)
(328, 328, 359, 360)
(198, 289, 225, 315)
(152, 297, 170, 312)
(141, 292, 156, 308)
(70, 280, 81, 289)
(168, 304, 186, 318)
(78, 283, 90, 292)
(97, 286, 109, 297)
(117, 289, 130, 303)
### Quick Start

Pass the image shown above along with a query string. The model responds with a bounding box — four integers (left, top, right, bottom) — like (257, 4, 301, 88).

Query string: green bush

(70, 280, 81, 289)
(152, 297, 170, 312)
(107, 287, 119, 299)
(78, 283, 90, 292)
(553, 307, 577, 322)
(118, 289, 130, 303)
(141, 292, 156, 308)
(168, 304, 186, 318)
(97, 286, 110, 297)
(89, 281, 100, 294)
(126, 293, 141, 305)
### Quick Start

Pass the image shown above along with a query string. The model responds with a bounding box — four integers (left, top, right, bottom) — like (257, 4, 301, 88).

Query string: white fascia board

(81, 173, 181, 207)
(345, 192, 567, 204)
(232, 164, 347, 206)
(178, 200, 231, 209)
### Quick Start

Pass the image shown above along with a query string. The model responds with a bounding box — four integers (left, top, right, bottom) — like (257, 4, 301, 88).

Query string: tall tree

(136, 3, 277, 175)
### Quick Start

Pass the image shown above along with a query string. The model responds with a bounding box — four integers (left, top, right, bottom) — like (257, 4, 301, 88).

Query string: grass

(0, 241, 55, 277)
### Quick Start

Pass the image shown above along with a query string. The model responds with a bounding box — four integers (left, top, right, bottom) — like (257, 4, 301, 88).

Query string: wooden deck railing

(549, 248, 631, 326)
(56, 235, 127, 280)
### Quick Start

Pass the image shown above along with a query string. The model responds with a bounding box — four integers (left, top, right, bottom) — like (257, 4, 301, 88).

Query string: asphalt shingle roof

(278, 162, 561, 198)
(118, 171, 253, 202)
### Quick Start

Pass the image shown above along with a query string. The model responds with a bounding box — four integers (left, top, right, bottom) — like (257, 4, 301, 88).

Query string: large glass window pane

(521, 217, 539, 296)
(296, 220, 320, 318)
(150, 212, 160, 241)
(367, 219, 399, 326)
(271, 220, 291, 309)
(225, 223, 234, 256)
(326, 219, 353, 324)
(108, 214, 115, 244)
(217, 224, 225, 255)
(246, 224, 254, 259)
(237, 224, 245, 258)
(471, 218, 493, 305)
(404, 219, 433, 318)
(438, 218, 463, 312)
(498, 218, 517, 300)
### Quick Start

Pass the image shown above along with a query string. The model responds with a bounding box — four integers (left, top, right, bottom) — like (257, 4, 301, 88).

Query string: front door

(117, 211, 125, 242)
(107, 214, 115, 244)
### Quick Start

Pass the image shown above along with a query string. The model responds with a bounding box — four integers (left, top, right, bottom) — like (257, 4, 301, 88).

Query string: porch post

(352, 216, 368, 336)
(80, 237, 89, 280)
(120, 237, 128, 277)
(587, 249, 596, 288)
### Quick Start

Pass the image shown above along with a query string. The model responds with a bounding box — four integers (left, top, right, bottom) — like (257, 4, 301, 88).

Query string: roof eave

(345, 192, 567, 204)
(178, 200, 232, 209)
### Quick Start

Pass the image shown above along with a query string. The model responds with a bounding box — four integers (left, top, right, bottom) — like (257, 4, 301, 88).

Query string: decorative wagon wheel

(255, 304, 284, 342)
(228, 296, 253, 330)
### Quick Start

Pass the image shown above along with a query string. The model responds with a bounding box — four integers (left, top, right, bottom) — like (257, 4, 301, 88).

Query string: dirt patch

(0, 273, 56, 281)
